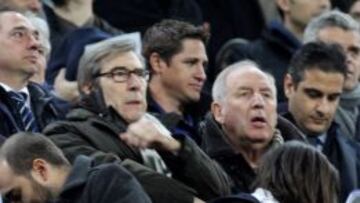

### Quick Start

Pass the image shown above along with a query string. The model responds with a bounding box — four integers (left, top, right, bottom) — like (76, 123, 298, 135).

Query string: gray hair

(25, 12, 51, 58)
(304, 10, 360, 43)
(212, 60, 276, 103)
(77, 34, 144, 96)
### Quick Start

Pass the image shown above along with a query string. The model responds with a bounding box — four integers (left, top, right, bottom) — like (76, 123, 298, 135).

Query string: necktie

(9, 91, 38, 132)
(308, 136, 323, 151)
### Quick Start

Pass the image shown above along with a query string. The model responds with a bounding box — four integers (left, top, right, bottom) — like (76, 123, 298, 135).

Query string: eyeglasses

(93, 67, 150, 83)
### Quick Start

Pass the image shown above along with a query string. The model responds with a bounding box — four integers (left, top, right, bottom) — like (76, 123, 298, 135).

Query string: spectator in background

(0, 9, 63, 137)
(216, 0, 330, 102)
(282, 42, 360, 202)
(93, 0, 203, 34)
(210, 141, 339, 203)
(143, 19, 210, 144)
(200, 60, 305, 193)
(303, 10, 360, 142)
(27, 14, 51, 86)
(43, 0, 122, 52)
(44, 34, 231, 203)
(46, 27, 112, 102)
(0, 132, 152, 203)
(0, 0, 43, 16)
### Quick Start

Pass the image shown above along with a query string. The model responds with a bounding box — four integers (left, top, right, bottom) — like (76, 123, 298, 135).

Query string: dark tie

(308, 136, 323, 150)
(9, 91, 38, 132)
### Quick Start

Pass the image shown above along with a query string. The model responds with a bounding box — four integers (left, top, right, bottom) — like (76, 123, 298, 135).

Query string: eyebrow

(12, 26, 39, 37)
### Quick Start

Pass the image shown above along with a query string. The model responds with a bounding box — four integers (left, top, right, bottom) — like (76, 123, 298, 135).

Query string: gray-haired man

(44, 34, 230, 203)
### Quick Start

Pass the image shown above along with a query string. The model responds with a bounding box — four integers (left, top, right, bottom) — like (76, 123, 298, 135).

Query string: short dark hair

(142, 19, 209, 70)
(288, 41, 347, 87)
(0, 132, 70, 176)
(254, 141, 339, 203)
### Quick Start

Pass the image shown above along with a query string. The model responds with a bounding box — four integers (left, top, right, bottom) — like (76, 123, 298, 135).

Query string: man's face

(213, 67, 277, 150)
(317, 27, 360, 91)
(0, 12, 40, 78)
(158, 38, 208, 104)
(285, 69, 344, 136)
(0, 160, 52, 203)
(99, 51, 147, 123)
(6, 0, 43, 14)
(286, 0, 330, 29)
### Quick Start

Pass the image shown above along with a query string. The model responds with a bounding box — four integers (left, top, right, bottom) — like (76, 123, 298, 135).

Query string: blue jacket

(0, 82, 65, 137)
(282, 112, 360, 203)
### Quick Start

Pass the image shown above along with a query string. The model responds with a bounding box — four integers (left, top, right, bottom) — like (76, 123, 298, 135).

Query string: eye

(262, 92, 273, 98)
(12, 30, 25, 39)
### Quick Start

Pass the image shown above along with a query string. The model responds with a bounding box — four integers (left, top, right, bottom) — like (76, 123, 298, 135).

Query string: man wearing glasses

(44, 35, 231, 203)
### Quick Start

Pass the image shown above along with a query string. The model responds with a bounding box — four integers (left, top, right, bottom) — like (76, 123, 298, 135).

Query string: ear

(149, 52, 168, 74)
(276, 0, 290, 13)
(211, 101, 225, 125)
(284, 73, 295, 98)
(30, 159, 49, 183)
(80, 82, 93, 95)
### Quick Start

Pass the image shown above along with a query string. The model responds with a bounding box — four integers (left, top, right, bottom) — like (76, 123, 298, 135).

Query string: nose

(194, 64, 207, 82)
(315, 98, 331, 115)
(28, 34, 41, 52)
(127, 74, 144, 91)
(251, 93, 265, 109)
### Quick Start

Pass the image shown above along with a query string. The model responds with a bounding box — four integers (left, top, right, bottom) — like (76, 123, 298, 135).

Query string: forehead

(100, 51, 143, 72)
(0, 11, 35, 31)
(226, 67, 274, 91)
(298, 69, 344, 93)
(176, 38, 207, 57)
(317, 26, 360, 48)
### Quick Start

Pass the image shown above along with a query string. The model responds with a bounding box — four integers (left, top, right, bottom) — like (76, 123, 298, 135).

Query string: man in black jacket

(44, 34, 230, 203)
(282, 42, 360, 202)
(200, 60, 305, 193)
(0, 132, 151, 203)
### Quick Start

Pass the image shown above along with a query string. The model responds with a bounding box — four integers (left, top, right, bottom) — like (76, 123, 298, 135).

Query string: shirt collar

(0, 83, 30, 105)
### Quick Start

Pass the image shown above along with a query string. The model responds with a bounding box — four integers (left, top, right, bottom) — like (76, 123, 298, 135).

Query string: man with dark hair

(282, 41, 360, 202)
(143, 19, 210, 144)
(44, 34, 230, 203)
(304, 10, 360, 142)
(0, 132, 151, 203)
(217, 0, 330, 102)
(0, 9, 63, 137)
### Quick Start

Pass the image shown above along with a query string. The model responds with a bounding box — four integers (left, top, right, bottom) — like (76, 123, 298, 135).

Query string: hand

(120, 114, 181, 153)
(54, 68, 79, 102)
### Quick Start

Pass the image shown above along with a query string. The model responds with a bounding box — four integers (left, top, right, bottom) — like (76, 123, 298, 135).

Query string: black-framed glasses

(93, 67, 150, 83)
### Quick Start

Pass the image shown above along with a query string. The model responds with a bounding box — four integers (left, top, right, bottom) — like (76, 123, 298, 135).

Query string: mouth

(189, 83, 203, 92)
(25, 56, 38, 63)
(250, 116, 267, 127)
(126, 100, 142, 106)
(310, 116, 327, 124)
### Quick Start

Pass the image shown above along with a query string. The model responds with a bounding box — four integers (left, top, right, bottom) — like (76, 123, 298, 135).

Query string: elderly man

(200, 60, 305, 193)
(44, 35, 230, 203)
(143, 19, 210, 144)
(0, 9, 63, 137)
(282, 41, 360, 202)
(303, 10, 360, 142)
(0, 132, 151, 203)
